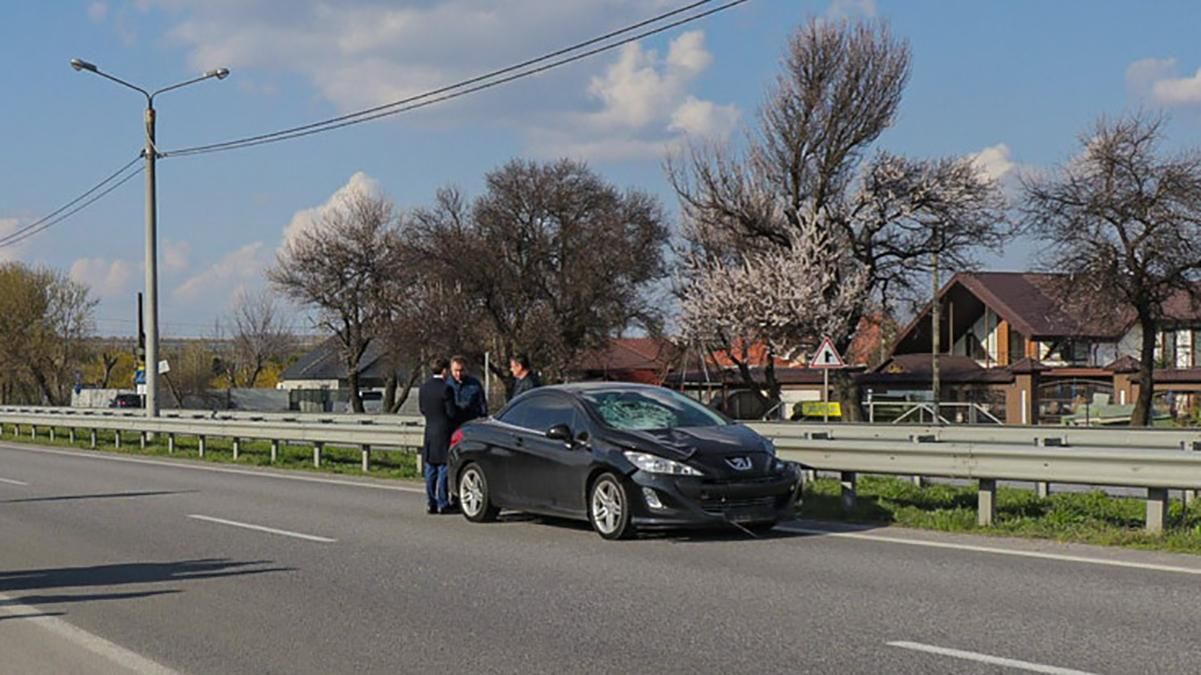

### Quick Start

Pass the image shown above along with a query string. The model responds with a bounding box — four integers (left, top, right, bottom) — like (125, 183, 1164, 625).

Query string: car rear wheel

(589, 473, 634, 540)
(459, 464, 499, 523)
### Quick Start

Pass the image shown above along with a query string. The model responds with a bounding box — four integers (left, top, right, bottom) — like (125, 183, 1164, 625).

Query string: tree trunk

(382, 372, 399, 413)
(390, 365, 423, 414)
(347, 368, 364, 413)
(1131, 316, 1157, 426)
(832, 370, 863, 422)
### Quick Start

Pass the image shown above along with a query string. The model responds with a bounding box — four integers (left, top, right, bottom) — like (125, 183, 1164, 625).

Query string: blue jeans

(424, 463, 449, 511)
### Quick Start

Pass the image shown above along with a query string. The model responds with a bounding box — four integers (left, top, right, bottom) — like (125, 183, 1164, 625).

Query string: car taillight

(450, 429, 464, 448)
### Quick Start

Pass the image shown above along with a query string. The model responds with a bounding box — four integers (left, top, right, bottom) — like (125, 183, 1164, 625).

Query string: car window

(501, 395, 577, 433)
(581, 388, 728, 431)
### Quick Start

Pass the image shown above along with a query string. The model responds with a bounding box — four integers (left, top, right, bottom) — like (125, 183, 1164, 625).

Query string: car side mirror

(546, 424, 572, 442)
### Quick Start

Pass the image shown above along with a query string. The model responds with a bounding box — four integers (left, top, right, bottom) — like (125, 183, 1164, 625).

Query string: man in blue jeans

(418, 357, 456, 514)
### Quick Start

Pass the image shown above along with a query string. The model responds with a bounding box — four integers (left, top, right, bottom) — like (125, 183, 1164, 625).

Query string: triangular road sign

(809, 336, 845, 369)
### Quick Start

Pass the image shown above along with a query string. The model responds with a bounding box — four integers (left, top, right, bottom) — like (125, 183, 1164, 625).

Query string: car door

(542, 405, 596, 515)
(490, 398, 540, 506)
(503, 393, 584, 514)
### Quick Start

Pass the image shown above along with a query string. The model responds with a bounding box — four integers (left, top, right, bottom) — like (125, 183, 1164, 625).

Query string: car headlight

(623, 451, 703, 476)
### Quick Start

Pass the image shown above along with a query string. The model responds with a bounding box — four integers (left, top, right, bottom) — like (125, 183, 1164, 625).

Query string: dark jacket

(510, 372, 541, 399)
(419, 375, 456, 465)
(449, 374, 488, 428)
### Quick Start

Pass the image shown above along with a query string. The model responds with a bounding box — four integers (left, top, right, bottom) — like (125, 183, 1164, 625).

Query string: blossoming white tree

(670, 19, 1008, 416)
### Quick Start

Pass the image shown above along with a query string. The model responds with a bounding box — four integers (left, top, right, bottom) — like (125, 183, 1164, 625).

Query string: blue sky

(2, 0, 1200, 337)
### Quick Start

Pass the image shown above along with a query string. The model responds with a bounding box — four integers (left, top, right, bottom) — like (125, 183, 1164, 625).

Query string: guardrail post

(232, 438, 241, 460)
(1184, 490, 1196, 507)
(840, 471, 857, 511)
(30, 425, 36, 439)
(313, 442, 323, 468)
(198, 435, 206, 458)
(912, 475, 925, 487)
(69, 428, 76, 444)
(978, 479, 997, 526)
(49, 427, 55, 442)
(90, 429, 97, 449)
(361, 445, 371, 472)
(1146, 488, 1168, 533)
(270, 440, 279, 463)
(168, 434, 175, 453)
(113, 430, 121, 449)
(139, 432, 146, 450)
(1036, 482, 1051, 498)
(415, 451, 423, 475)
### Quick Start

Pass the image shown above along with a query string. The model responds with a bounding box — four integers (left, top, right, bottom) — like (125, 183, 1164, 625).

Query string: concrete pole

(361, 445, 371, 472)
(978, 479, 997, 526)
(1146, 488, 1168, 533)
(144, 104, 161, 420)
(931, 248, 941, 425)
(270, 440, 279, 463)
(840, 471, 857, 511)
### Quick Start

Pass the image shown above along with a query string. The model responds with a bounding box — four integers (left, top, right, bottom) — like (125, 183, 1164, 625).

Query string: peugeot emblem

(726, 456, 752, 471)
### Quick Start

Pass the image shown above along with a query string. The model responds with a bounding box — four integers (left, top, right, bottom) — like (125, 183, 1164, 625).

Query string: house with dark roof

(565, 337, 680, 385)
(277, 338, 404, 412)
(875, 272, 1201, 424)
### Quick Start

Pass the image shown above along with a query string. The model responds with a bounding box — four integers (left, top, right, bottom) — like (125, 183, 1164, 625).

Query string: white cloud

(970, 143, 1016, 183)
(669, 96, 740, 138)
(70, 258, 135, 297)
(174, 242, 268, 301)
(0, 218, 27, 262)
(163, 240, 190, 272)
(535, 31, 738, 161)
(88, 2, 109, 21)
(280, 171, 381, 252)
(1125, 57, 1201, 107)
(825, 0, 877, 21)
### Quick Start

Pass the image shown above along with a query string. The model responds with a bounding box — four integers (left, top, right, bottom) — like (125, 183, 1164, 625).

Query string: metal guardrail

(0, 410, 423, 472)
(3, 409, 1200, 532)
(0, 405, 423, 428)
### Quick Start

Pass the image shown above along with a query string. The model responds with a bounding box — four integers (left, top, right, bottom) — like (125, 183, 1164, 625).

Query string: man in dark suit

(419, 357, 456, 514)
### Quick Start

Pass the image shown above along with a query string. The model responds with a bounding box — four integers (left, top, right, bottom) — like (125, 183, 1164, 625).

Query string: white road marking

(0, 442, 424, 493)
(0, 476, 29, 486)
(188, 514, 337, 543)
(0, 590, 179, 674)
(887, 641, 1098, 674)
(782, 526, 1201, 577)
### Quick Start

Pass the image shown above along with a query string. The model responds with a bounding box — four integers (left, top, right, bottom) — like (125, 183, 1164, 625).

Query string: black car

(110, 393, 143, 409)
(448, 383, 802, 540)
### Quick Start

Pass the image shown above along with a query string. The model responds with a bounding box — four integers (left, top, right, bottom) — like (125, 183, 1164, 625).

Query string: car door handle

(512, 434, 524, 446)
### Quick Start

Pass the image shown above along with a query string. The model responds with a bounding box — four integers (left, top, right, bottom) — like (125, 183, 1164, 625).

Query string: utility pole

(70, 58, 229, 417)
(931, 248, 941, 425)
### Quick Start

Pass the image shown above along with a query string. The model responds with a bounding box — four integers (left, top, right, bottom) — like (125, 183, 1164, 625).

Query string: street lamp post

(70, 58, 228, 418)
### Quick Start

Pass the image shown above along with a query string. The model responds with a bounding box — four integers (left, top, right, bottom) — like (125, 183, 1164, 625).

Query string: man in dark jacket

(419, 357, 456, 514)
(509, 353, 541, 400)
(449, 355, 488, 427)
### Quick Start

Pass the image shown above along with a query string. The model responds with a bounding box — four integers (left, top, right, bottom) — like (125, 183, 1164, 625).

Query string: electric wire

(0, 161, 145, 249)
(0, 154, 143, 248)
(162, 0, 749, 158)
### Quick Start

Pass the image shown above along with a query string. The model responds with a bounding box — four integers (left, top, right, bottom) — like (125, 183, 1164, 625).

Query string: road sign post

(809, 336, 846, 423)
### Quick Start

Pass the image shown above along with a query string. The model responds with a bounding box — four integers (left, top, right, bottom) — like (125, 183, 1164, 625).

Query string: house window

(1008, 329, 1025, 364)
(964, 333, 988, 361)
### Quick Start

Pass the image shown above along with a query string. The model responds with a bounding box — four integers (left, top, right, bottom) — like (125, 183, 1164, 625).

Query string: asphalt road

(2, 441, 1201, 674)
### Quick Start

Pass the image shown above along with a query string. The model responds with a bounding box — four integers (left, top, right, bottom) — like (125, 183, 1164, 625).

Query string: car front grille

(700, 495, 777, 514)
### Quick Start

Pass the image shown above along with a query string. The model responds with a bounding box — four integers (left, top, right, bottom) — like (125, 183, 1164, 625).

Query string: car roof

(550, 382, 668, 394)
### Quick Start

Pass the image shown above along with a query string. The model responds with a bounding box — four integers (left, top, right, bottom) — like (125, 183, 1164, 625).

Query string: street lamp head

(207, 67, 231, 80)
(70, 58, 98, 73)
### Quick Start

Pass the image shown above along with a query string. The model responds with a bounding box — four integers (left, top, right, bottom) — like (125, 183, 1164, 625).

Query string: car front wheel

(459, 464, 499, 523)
(589, 473, 634, 540)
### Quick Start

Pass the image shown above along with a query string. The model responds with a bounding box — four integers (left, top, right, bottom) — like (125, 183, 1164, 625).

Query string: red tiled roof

(570, 337, 679, 374)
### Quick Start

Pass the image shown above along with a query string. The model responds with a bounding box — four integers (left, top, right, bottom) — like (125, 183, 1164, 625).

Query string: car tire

(458, 464, 499, 523)
(589, 473, 635, 540)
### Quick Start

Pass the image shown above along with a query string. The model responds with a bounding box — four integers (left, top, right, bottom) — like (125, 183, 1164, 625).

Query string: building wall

(953, 307, 1000, 365)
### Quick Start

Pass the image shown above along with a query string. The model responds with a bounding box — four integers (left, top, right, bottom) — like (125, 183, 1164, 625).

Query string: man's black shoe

(427, 506, 438, 515)
(439, 504, 460, 515)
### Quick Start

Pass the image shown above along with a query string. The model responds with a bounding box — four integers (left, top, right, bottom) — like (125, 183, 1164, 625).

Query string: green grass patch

(1, 423, 420, 480)
(799, 474, 1201, 555)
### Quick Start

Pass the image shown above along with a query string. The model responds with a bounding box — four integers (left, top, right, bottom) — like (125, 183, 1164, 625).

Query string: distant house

(277, 338, 405, 412)
(876, 272, 1201, 424)
(565, 337, 680, 384)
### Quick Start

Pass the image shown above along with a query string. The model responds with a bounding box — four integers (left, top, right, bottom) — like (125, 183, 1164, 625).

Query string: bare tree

(414, 160, 670, 382)
(669, 19, 1007, 416)
(1022, 114, 1201, 425)
(226, 289, 293, 388)
(269, 190, 403, 412)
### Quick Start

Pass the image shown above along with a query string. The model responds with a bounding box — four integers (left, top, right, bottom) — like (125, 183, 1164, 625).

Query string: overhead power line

(162, 0, 749, 158)
(0, 155, 144, 249)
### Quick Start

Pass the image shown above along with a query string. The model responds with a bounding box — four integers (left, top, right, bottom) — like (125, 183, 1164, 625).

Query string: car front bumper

(626, 463, 803, 529)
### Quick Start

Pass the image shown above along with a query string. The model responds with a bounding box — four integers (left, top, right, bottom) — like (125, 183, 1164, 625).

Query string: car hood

(604, 424, 767, 461)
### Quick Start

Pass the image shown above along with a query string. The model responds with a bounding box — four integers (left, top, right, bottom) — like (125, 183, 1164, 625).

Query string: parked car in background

(449, 383, 803, 540)
(109, 393, 143, 409)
